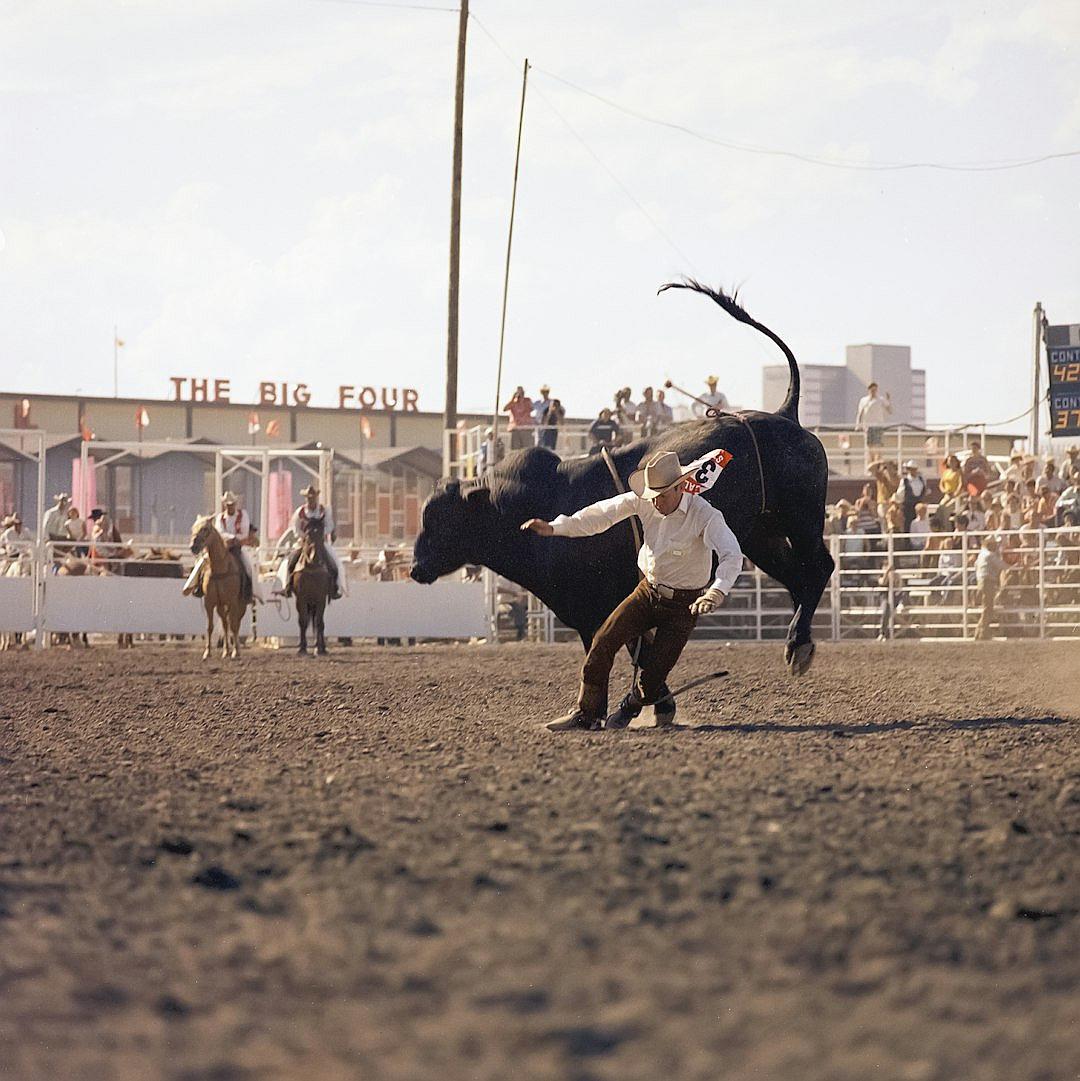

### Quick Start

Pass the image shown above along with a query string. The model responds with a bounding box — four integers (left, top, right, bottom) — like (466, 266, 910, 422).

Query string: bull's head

(411, 481, 493, 583)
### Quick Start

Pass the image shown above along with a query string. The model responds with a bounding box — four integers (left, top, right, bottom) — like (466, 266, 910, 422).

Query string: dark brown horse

(291, 516, 331, 655)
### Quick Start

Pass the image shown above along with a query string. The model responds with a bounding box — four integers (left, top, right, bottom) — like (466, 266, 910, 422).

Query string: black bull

(411, 282, 834, 676)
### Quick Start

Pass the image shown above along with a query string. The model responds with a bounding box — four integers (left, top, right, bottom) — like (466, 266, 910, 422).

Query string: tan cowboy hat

(53, 492, 70, 502)
(221, 491, 238, 503)
(629, 451, 689, 500)
(300, 484, 320, 497)
(706, 375, 718, 385)
(2, 514, 18, 527)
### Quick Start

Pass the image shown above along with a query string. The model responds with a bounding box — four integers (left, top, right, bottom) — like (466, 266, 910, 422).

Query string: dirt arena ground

(1, 640, 1078, 1081)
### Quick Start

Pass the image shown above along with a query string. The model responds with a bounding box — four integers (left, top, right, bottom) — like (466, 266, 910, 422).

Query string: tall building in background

(762, 344, 926, 427)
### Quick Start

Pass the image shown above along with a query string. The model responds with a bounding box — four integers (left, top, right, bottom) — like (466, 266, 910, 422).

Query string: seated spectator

(884, 500, 904, 537)
(939, 454, 963, 504)
(1063, 445, 1080, 485)
(966, 495, 987, 532)
(963, 439, 994, 494)
(588, 408, 620, 454)
(537, 397, 565, 452)
(502, 386, 535, 450)
(909, 502, 930, 551)
(1041, 460, 1066, 496)
(854, 495, 881, 535)
(1034, 480, 1057, 526)
(1000, 452, 1026, 489)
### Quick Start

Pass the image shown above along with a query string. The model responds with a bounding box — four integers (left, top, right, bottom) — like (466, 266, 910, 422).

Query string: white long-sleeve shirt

(289, 502, 335, 540)
(855, 394, 891, 428)
(550, 491, 743, 595)
(216, 508, 250, 543)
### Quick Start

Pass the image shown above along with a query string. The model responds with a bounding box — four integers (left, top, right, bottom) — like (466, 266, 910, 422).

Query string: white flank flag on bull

(680, 448, 734, 495)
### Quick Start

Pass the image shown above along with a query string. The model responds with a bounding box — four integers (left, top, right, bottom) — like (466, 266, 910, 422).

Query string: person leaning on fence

(588, 408, 620, 454)
(655, 389, 674, 432)
(42, 492, 71, 569)
(538, 397, 565, 452)
(974, 536, 1006, 640)
(521, 450, 743, 732)
(0, 514, 32, 575)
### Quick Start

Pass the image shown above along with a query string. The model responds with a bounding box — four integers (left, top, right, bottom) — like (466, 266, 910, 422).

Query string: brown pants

(976, 581, 999, 640)
(578, 579, 702, 718)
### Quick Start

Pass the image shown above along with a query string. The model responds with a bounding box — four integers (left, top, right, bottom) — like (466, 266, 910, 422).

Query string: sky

(1, 0, 1078, 430)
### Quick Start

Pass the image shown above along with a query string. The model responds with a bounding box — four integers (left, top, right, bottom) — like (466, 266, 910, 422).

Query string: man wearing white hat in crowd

(0, 514, 33, 575)
(692, 375, 729, 418)
(522, 449, 743, 731)
(183, 492, 260, 600)
(276, 484, 345, 598)
(41, 493, 70, 569)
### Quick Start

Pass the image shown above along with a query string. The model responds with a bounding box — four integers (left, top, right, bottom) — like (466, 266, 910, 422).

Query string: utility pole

(443, 0, 468, 468)
(1031, 302, 1044, 456)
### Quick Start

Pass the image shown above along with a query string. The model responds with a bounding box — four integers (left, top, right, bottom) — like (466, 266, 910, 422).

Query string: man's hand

(520, 518, 554, 536)
(690, 588, 725, 616)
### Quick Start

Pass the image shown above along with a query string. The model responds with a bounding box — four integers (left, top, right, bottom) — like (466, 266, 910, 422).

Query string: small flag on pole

(115, 336, 125, 348)
(265, 419, 281, 438)
(80, 417, 94, 442)
(248, 411, 261, 435)
(359, 414, 372, 440)
(135, 406, 150, 430)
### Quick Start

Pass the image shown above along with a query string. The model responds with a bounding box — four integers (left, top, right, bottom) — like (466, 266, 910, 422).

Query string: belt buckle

(656, 583, 674, 599)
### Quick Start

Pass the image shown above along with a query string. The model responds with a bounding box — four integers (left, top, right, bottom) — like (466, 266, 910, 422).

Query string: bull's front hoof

(786, 641, 815, 677)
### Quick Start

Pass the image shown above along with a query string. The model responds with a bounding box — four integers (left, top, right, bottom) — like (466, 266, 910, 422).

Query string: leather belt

(650, 581, 706, 602)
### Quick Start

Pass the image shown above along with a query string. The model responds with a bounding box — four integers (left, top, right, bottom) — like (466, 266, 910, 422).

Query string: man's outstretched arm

(521, 492, 638, 539)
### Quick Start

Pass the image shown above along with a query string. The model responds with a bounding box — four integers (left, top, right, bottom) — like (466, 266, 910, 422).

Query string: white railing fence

(520, 527, 1080, 645)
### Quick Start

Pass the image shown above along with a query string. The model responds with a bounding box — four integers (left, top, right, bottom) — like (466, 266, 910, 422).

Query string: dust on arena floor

(1, 640, 1078, 1081)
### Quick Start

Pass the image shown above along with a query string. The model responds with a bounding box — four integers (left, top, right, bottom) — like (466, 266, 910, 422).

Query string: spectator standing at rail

(42, 492, 70, 570)
(655, 389, 674, 432)
(65, 505, 87, 557)
(503, 387, 535, 451)
(613, 388, 637, 440)
(537, 397, 564, 452)
(975, 536, 1006, 640)
(0, 514, 32, 572)
(636, 387, 662, 438)
(588, 408, 620, 454)
(855, 382, 892, 451)
(692, 375, 729, 418)
(478, 428, 505, 474)
(532, 384, 552, 426)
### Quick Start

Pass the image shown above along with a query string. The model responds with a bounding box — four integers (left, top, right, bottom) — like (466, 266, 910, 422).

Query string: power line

(308, 0, 459, 12)
(470, 13, 696, 269)
(532, 67, 1080, 174)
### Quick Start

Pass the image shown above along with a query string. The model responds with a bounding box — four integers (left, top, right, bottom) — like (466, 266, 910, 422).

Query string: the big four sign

(1047, 324, 1080, 439)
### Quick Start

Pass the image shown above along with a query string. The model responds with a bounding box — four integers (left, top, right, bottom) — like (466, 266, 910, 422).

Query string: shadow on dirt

(667, 716, 1071, 736)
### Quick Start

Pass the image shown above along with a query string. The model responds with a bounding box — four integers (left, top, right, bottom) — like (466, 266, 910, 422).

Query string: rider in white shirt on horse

(183, 492, 261, 600)
(275, 484, 346, 599)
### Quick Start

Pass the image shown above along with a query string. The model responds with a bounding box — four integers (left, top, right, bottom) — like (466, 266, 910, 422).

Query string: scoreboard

(1047, 323, 1080, 439)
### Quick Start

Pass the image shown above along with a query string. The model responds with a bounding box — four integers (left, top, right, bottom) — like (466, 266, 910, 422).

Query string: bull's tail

(658, 278, 801, 425)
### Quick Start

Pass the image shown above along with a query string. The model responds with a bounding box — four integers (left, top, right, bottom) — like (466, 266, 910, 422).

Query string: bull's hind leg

(744, 524, 834, 677)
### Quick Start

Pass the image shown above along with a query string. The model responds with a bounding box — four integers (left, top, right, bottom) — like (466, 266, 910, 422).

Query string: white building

(763, 344, 926, 428)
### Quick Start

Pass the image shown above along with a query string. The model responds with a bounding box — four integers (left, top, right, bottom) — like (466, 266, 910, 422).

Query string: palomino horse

(190, 516, 246, 660)
(291, 516, 331, 655)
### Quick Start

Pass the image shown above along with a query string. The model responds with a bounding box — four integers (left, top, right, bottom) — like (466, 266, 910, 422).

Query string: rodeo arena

(4, 7, 1080, 1081)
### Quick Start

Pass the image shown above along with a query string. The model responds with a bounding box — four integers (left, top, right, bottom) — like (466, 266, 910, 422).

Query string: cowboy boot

(545, 709, 602, 732)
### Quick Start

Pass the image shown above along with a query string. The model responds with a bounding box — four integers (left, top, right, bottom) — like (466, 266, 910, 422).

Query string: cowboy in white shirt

(0, 514, 34, 574)
(183, 492, 260, 600)
(692, 375, 730, 418)
(276, 485, 346, 598)
(42, 493, 70, 544)
(522, 450, 743, 731)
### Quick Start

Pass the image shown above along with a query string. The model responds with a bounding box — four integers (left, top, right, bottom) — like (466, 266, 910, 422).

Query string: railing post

(754, 567, 762, 641)
(1038, 528, 1047, 640)
(830, 534, 840, 642)
(961, 529, 969, 640)
(886, 532, 895, 641)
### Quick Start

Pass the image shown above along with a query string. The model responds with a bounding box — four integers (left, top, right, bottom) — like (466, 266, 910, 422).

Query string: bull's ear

(444, 479, 462, 498)
(465, 487, 491, 511)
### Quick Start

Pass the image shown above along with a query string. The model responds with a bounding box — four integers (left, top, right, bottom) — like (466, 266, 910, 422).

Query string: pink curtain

(268, 469, 292, 539)
(72, 457, 98, 517)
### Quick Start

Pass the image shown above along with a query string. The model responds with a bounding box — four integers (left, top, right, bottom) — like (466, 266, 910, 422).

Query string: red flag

(265, 419, 281, 438)
(359, 414, 372, 440)
(80, 418, 94, 442)
(248, 411, 261, 435)
(135, 407, 150, 429)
